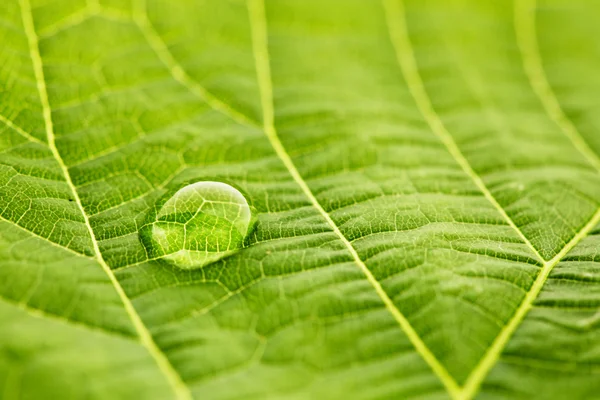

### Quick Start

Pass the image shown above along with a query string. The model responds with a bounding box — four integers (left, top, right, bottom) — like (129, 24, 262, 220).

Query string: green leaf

(1, 0, 599, 399)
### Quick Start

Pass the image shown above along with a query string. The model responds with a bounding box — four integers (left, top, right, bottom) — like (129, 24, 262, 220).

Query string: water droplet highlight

(140, 181, 253, 269)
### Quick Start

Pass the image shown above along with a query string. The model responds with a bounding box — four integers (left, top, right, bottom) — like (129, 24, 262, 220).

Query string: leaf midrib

(17, 1, 191, 399)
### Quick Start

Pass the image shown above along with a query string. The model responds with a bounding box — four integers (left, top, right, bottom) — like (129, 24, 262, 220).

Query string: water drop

(140, 181, 253, 269)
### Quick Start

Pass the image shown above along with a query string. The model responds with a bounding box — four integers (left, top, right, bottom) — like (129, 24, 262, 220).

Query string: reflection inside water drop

(140, 181, 252, 269)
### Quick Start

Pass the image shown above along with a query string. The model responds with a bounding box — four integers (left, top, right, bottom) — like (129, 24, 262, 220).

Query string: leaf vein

(248, 0, 461, 397)
(383, 0, 600, 397)
(0, 294, 137, 342)
(0, 113, 44, 145)
(382, 0, 545, 265)
(0, 214, 91, 258)
(515, 0, 600, 173)
(460, 208, 600, 398)
(132, 0, 260, 130)
(17, 1, 191, 398)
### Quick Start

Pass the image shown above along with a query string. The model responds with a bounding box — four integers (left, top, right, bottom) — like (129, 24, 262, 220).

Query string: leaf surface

(0, 0, 599, 399)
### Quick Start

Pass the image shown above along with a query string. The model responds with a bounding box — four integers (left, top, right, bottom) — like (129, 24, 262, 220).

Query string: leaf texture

(0, 0, 599, 399)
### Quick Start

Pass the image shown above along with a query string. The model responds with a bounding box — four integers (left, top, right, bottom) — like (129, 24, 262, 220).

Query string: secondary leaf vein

(515, 0, 600, 173)
(0, 295, 137, 342)
(133, 0, 260, 130)
(382, 0, 545, 265)
(460, 208, 600, 399)
(0, 113, 44, 145)
(0, 214, 91, 258)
